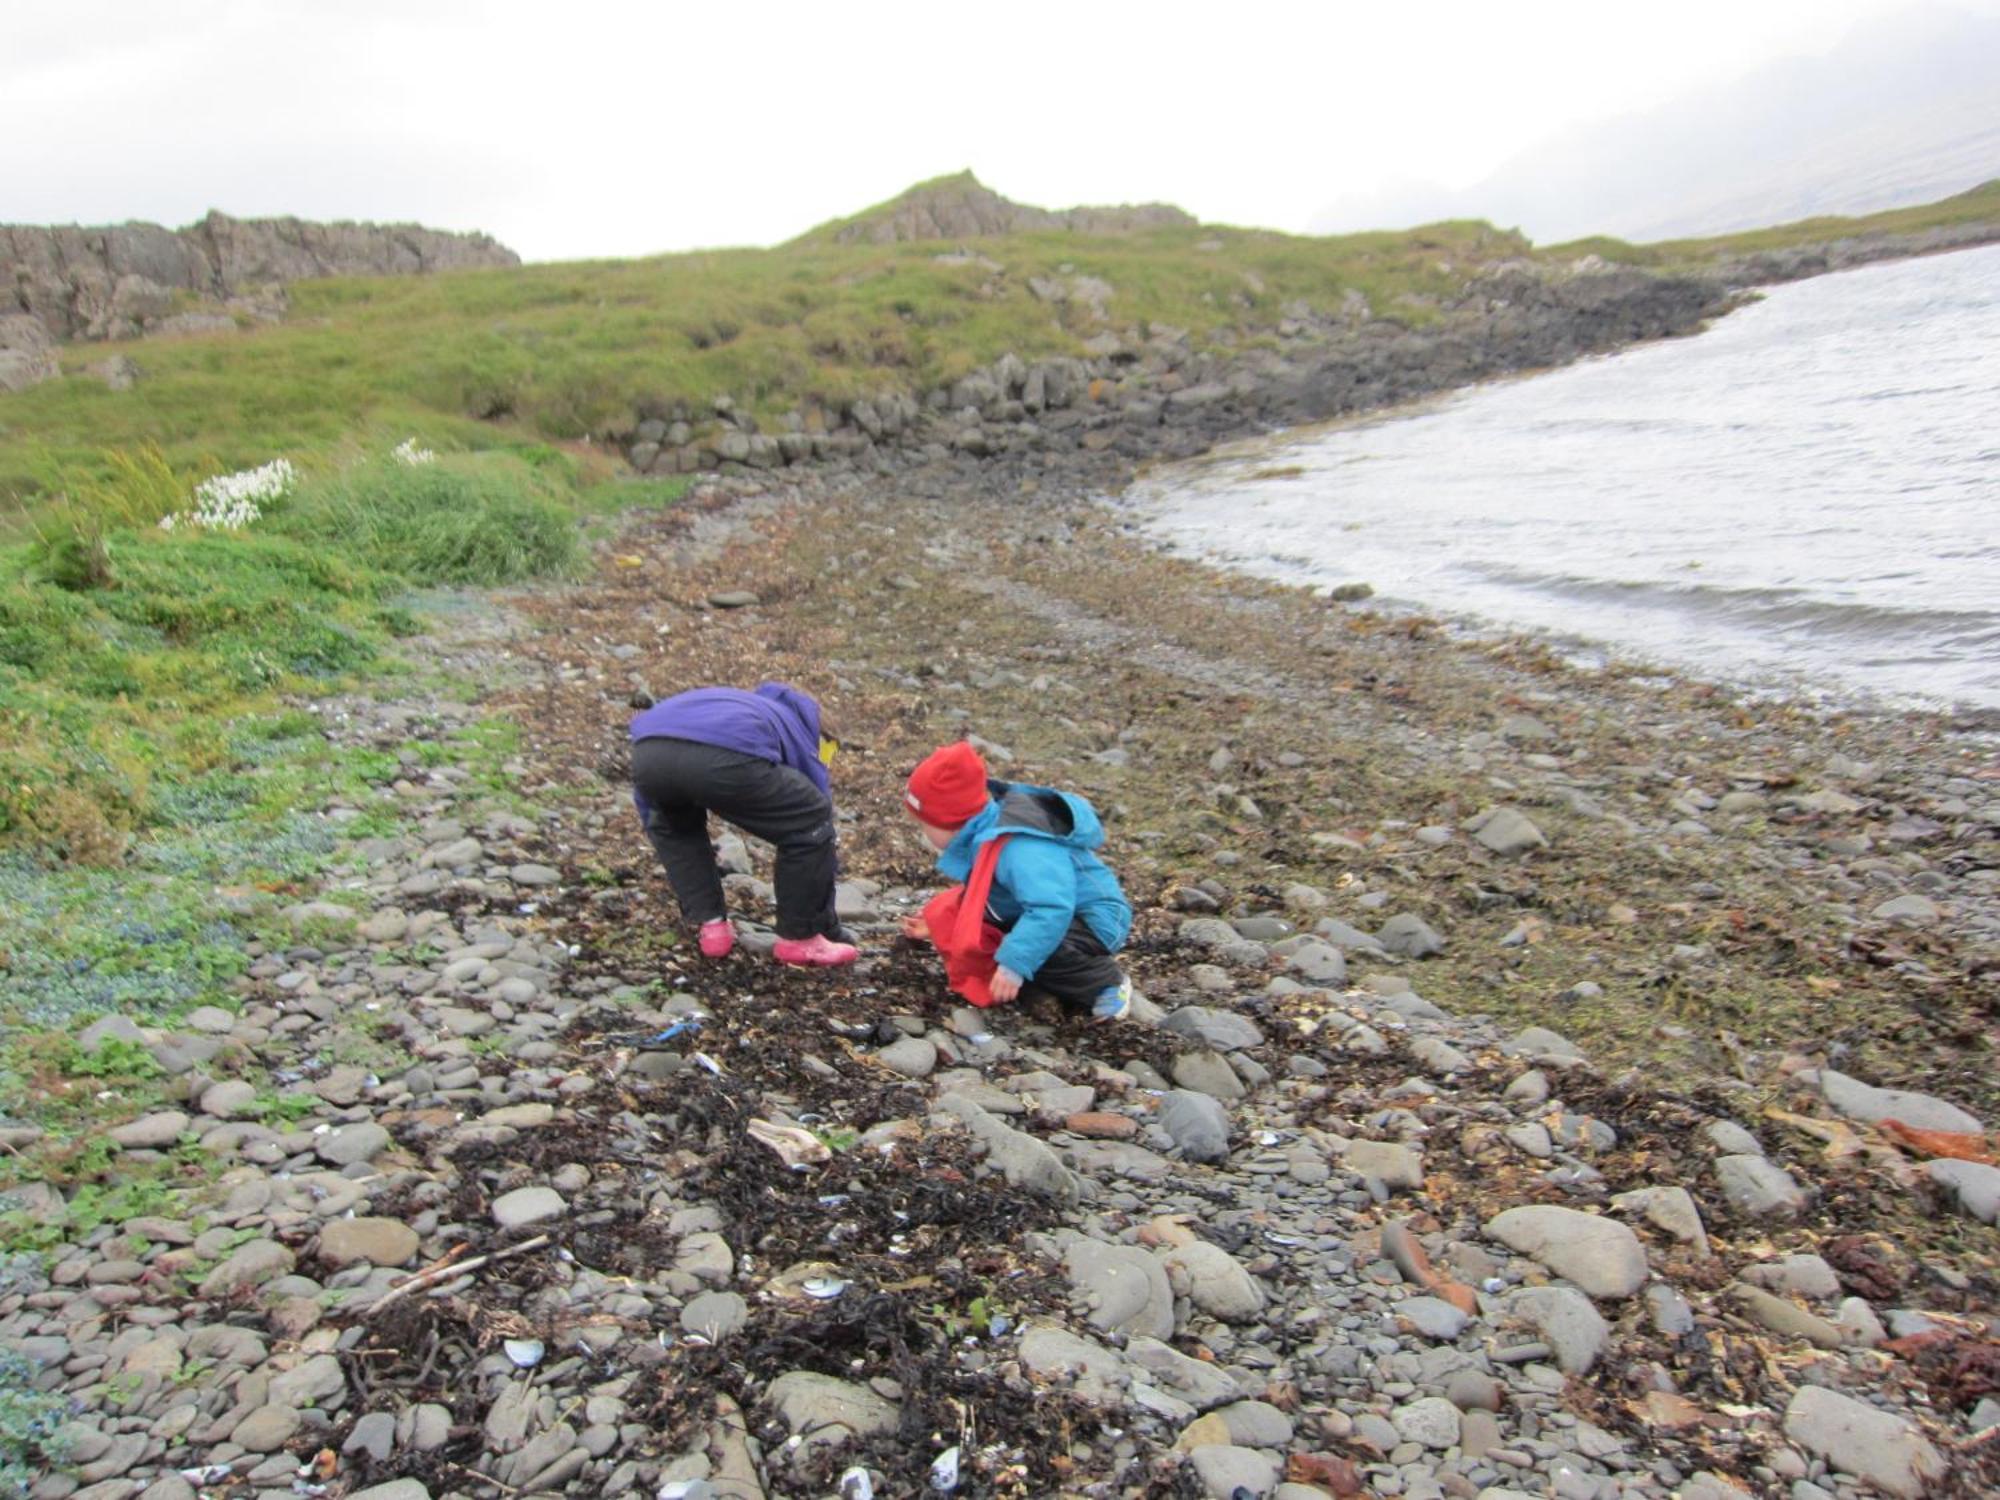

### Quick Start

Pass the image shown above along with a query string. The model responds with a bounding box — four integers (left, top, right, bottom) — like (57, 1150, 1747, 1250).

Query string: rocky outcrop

(816, 171, 1194, 245)
(2, 211, 518, 345)
(0, 313, 59, 393)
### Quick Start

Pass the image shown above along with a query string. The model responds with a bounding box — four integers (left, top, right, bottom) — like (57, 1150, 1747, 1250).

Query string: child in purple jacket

(629, 683, 855, 966)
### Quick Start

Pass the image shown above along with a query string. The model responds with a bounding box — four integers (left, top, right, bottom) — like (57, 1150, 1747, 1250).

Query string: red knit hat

(905, 742, 990, 828)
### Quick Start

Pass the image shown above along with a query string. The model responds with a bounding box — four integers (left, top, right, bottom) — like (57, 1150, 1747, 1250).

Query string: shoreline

(2, 248, 1996, 1499)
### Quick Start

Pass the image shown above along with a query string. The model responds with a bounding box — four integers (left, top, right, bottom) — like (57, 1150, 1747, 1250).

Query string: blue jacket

(630, 684, 829, 821)
(936, 781, 1132, 981)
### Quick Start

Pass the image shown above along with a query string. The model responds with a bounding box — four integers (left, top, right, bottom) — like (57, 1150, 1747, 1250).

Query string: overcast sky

(3, 0, 1992, 262)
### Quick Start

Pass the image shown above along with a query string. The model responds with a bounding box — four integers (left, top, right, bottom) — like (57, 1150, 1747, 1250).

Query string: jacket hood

(755, 682, 823, 743)
(989, 783, 1104, 849)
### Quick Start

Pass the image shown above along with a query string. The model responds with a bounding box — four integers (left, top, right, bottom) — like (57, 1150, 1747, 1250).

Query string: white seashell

(930, 1446, 960, 1491)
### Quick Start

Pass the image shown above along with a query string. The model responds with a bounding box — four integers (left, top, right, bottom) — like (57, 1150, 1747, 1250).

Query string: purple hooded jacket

(630, 684, 829, 820)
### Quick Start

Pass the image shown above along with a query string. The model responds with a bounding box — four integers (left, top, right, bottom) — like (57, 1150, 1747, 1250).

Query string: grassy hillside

(0, 218, 1528, 511)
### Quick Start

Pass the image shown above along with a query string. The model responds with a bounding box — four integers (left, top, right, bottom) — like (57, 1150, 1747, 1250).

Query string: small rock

(681, 1291, 749, 1342)
(1713, 1154, 1807, 1218)
(319, 1217, 420, 1269)
(1472, 807, 1548, 856)
(1158, 1090, 1232, 1162)
(876, 1036, 938, 1078)
(1928, 1158, 2000, 1224)
(1186, 1444, 1278, 1499)
(1391, 1396, 1462, 1450)
(492, 1186, 567, 1229)
(1377, 913, 1446, 958)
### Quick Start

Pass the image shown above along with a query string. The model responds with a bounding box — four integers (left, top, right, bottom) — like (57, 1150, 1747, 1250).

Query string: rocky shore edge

(610, 220, 2000, 490)
(4, 418, 1995, 1500)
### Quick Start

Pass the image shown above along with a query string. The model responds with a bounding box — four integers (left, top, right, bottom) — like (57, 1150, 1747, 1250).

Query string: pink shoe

(697, 919, 736, 959)
(772, 934, 859, 968)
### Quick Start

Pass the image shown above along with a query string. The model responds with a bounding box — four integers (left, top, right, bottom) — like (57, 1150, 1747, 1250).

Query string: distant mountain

(793, 171, 1195, 245)
(1310, 3, 2000, 245)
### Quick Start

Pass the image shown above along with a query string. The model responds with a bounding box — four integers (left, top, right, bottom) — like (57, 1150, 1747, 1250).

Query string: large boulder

(1485, 1206, 1648, 1299)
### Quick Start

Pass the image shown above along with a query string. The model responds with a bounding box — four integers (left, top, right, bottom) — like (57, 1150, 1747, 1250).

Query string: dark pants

(632, 737, 840, 940)
(1014, 917, 1124, 1008)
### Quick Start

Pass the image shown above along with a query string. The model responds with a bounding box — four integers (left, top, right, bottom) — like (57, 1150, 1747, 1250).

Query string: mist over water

(1128, 244, 2000, 712)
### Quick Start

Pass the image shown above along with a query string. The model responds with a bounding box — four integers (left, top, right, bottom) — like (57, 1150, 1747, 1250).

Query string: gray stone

(1472, 807, 1548, 856)
(1342, 1139, 1424, 1191)
(1730, 1284, 1845, 1348)
(875, 1036, 937, 1078)
(1505, 1286, 1611, 1373)
(1162, 1006, 1264, 1051)
(1377, 913, 1446, 958)
(1611, 1186, 1710, 1256)
(1486, 1206, 1648, 1299)
(268, 1352, 346, 1408)
(349, 1483, 433, 1500)
(199, 1079, 258, 1118)
(79, 1014, 148, 1051)
(1123, 1336, 1239, 1412)
(318, 1217, 420, 1268)
(1019, 1324, 1128, 1403)
(1445, 1370, 1502, 1412)
(198, 1237, 295, 1297)
(1187, 1444, 1279, 1499)
(1805, 1069, 1982, 1133)
(1506, 1027, 1586, 1062)
(1741, 1254, 1841, 1301)
(1214, 1399, 1293, 1447)
(1171, 1049, 1247, 1101)
(316, 1122, 389, 1166)
(233, 1403, 303, 1452)
(1713, 1154, 1807, 1218)
(1409, 1036, 1474, 1075)
(1392, 1396, 1462, 1450)
(1703, 1120, 1763, 1156)
(1782, 1385, 1946, 1499)
(1928, 1158, 2000, 1223)
(1063, 1240, 1175, 1340)
(1158, 1090, 1232, 1163)
(108, 1111, 191, 1149)
(1871, 893, 1940, 924)
(510, 862, 561, 886)
(681, 1291, 749, 1342)
(492, 1186, 567, 1229)
(1159, 1240, 1266, 1322)
(1395, 1296, 1470, 1340)
(1281, 940, 1347, 984)
(344, 1411, 397, 1463)
(940, 1094, 1080, 1203)
(765, 1371, 900, 1446)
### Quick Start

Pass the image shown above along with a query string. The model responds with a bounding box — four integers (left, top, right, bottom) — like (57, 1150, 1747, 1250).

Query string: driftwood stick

(364, 1233, 552, 1316)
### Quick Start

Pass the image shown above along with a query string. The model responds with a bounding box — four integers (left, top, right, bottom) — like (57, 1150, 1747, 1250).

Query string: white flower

(393, 437, 437, 467)
(159, 457, 295, 531)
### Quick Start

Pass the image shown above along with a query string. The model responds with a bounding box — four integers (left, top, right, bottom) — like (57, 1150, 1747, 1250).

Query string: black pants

(1014, 917, 1124, 1007)
(632, 737, 840, 940)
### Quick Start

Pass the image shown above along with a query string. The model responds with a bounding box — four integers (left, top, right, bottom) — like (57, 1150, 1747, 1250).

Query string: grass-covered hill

(0, 174, 1995, 864)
